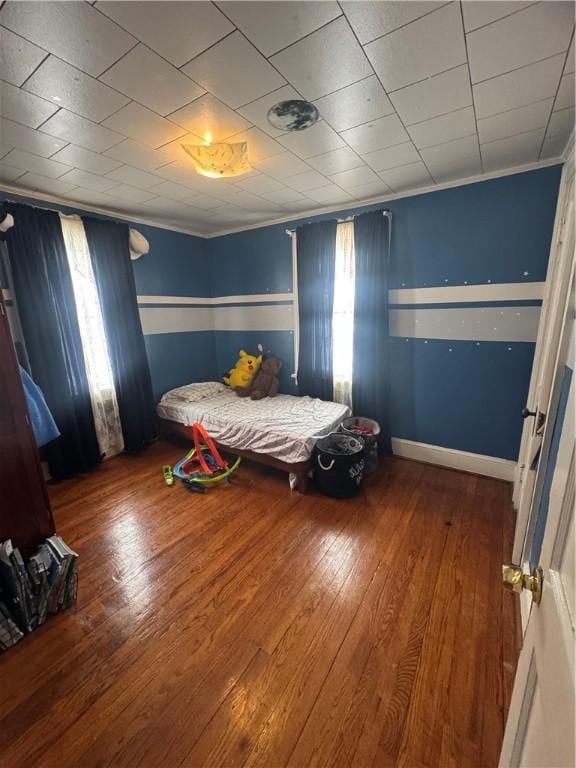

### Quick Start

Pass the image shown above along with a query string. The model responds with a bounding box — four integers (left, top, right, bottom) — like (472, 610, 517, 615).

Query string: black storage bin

(314, 433, 365, 498)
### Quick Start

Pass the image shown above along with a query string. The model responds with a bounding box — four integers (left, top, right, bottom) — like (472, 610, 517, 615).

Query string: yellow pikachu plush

(223, 349, 263, 389)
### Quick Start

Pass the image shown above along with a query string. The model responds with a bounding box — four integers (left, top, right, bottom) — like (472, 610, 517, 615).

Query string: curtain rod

(285, 209, 391, 236)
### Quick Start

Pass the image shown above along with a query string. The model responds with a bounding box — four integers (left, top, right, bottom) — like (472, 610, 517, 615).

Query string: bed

(157, 382, 350, 492)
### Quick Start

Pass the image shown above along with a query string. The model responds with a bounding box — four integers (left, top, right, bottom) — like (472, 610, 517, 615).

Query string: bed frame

(157, 417, 311, 493)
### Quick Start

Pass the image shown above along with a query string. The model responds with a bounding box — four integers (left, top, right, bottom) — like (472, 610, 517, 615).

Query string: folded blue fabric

(19, 366, 60, 447)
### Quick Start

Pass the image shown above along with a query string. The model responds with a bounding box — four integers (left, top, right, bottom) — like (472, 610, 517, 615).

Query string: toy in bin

(166, 422, 241, 490)
(340, 417, 380, 474)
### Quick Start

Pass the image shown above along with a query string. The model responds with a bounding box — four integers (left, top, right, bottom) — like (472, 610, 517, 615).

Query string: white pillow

(160, 381, 227, 404)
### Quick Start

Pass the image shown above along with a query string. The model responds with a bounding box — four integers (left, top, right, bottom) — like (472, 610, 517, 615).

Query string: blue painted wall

(0, 190, 215, 400)
(1, 165, 563, 460)
(207, 166, 562, 461)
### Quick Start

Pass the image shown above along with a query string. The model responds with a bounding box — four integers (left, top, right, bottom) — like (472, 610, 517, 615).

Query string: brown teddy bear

(236, 356, 282, 400)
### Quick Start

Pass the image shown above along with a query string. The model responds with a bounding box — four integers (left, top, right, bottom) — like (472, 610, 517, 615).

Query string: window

(332, 221, 355, 408)
(59, 215, 124, 458)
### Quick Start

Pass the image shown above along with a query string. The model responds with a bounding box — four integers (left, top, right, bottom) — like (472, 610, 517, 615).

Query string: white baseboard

(391, 438, 516, 481)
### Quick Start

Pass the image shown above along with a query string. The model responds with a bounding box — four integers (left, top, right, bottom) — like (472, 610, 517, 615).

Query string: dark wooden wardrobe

(0, 290, 55, 556)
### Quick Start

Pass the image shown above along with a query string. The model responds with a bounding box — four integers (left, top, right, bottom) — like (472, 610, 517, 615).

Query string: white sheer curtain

(59, 215, 124, 459)
(332, 221, 355, 408)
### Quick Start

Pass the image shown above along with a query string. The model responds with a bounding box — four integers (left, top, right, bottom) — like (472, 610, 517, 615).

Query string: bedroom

(0, 1, 574, 765)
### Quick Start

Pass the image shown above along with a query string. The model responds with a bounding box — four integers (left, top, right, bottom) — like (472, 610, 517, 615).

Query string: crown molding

(203, 157, 564, 238)
(0, 184, 207, 239)
(0, 156, 564, 241)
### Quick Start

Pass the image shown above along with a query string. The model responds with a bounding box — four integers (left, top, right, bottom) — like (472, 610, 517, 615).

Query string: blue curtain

(84, 217, 157, 452)
(353, 211, 391, 453)
(296, 219, 337, 401)
(6, 203, 101, 478)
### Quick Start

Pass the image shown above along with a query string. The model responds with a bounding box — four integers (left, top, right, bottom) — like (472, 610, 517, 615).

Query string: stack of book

(0, 535, 78, 653)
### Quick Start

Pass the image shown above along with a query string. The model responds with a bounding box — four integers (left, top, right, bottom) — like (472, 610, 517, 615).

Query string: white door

(500, 288, 575, 767)
(513, 153, 575, 567)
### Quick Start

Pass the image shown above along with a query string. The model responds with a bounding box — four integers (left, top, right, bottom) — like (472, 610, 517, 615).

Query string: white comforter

(157, 385, 350, 463)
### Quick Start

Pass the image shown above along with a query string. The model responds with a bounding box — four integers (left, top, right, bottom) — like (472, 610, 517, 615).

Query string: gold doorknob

(502, 564, 543, 604)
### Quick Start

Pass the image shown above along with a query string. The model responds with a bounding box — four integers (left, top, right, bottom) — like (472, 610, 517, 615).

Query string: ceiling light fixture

(181, 140, 251, 178)
(267, 99, 319, 132)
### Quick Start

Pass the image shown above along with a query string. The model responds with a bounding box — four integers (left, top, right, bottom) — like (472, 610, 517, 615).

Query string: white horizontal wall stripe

(390, 306, 541, 342)
(137, 293, 294, 306)
(139, 307, 214, 335)
(214, 305, 294, 332)
(389, 282, 544, 304)
(137, 283, 544, 309)
(139, 304, 295, 334)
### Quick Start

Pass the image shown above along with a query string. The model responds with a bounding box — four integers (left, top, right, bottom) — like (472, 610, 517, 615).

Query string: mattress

(157, 387, 350, 464)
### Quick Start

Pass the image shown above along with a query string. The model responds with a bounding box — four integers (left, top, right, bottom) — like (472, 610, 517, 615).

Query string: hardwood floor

(0, 441, 520, 767)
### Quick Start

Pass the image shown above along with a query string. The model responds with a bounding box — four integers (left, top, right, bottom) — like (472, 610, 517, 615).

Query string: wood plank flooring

(0, 441, 520, 767)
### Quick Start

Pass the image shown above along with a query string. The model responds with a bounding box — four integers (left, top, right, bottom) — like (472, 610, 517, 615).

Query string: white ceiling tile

(2, 148, 71, 178)
(66, 187, 124, 209)
(234, 174, 285, 195)
(51, 144, 122, 175)
(540, 132, 570, 158)
(0, 117, 67, 157)
(341, 113, 409, 154)
(547, 107, 575, 137)
(555, 72, 575, 110)
(103, 139, 173, 172)
(184, 192, 226, 210)
(106, 184, 158, 203)
(481, 128, 546, 171)
(223, 191, 283, 213)
(237, 85, 303, 138)
(154, 162, 211, 189)
(16, 171, 78, 196)
(100, 45, 205, 116)
(307, 147, 365, 174)
(347, 179, 392, 199)
(106, 165, 163, 189)
(378, 161, 433, 191)
(285, 169, 330, 191)
(140, 197, 198, 217)
(277, 121, 344, 158)
(390, 64, 472, 125)
(477, 99, 554, 144)
(217, 1, 342, 57)
(566, 37, 575, 74)
(265, 187, 309, 204)
(0, 26, 48, 87)
(182, 32, 286, 109)
(252, 151, 311, 179)
(41, 109, 125, 152)
(270, 16, 372, 100)
(23, 56, 129, 122)
(341, 1, 446, 45)
(0, 1, 136, 77)
(313, 76, 395, 133)
(148, 180, 198, 201)
(0, 162, 26, 183)
(362, 141, 422, 171)
(329, 165, 380, 190)
(365, 3, 466, 92)
(461, 2, 532, 32)
(467, 3, 574, 84)
(102, 102, 187, 148)
(0, 80, 58, 128)
(473, 55, 565, 118)
(420, 134, 479, 166)
(282, 198, 317, 212)
(95, 1, 234, 67)
(427, 152, 482, 181)
(305, 185, 355, 205)
(169, 94, 251, 142)
(407, 106, 476, 149)
(227, 127, 286, 164)
(0, 146, 10, 160)
(156, 133, 206, 165)
(59, 168, 119, 192)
